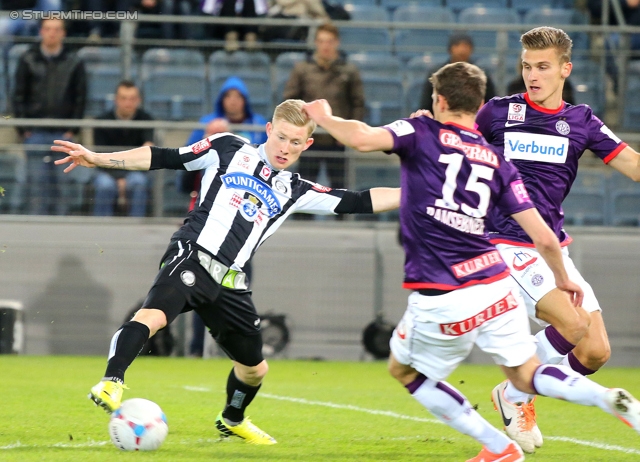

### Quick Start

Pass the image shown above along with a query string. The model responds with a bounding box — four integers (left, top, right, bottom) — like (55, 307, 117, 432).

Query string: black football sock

(222, 368, 261, 424)
(103, 321, 150, 382)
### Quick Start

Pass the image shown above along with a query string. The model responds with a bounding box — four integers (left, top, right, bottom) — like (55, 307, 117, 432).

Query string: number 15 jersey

(384, 116, 534, 291)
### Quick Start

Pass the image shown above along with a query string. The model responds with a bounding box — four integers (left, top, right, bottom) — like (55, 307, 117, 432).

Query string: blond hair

(273, 99, 316, 137)
(521, 26, 573, 63)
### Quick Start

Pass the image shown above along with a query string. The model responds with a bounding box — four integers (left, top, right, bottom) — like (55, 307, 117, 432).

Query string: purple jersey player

(304, 62, 640, 462)
(476, 26, 640, 454)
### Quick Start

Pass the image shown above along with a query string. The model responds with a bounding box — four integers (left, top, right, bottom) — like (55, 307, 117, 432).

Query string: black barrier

(0, 302, 24, 354)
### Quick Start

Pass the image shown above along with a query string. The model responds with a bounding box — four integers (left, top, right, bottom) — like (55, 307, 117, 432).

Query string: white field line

(184, 385, 640, 456)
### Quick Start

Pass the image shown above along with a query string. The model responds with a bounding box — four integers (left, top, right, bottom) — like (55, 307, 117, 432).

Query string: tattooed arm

(52, 140, 151, 173)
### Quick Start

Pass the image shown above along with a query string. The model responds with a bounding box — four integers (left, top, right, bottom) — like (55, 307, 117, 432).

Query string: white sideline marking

(545, 436, 640, 455)
(0, 440, 109, 450)
(180, 386, 640, 456)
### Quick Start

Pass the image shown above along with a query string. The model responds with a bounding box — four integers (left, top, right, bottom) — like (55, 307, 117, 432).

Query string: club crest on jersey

(190, 138, 211, 155)
(239, 196, 260, 222)
(556, 120, 570, 135)
(508, 103, 526, 122)
(221, 172, 281, 217)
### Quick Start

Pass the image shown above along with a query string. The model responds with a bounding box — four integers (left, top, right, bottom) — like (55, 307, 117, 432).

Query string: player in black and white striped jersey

(53, 99, 400, 445)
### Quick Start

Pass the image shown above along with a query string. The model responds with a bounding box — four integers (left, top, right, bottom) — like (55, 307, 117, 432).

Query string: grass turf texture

(0, 357, 639, 461)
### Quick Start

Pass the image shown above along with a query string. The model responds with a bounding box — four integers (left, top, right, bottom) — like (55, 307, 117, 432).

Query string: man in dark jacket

(283, 22, 365, 193)
(419, 33, 497, 112)
(13, 18, 86, 215)
(93, 80, 154, 217)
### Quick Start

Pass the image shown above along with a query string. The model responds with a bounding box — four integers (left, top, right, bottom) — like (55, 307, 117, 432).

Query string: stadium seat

(0, 154, 22, 214)
(509, 0, 553, 15)
(338, 26, 392, 54)
(382, 0, 442, 10)
(403, 53, 449, 113)
(360, 76, 404, 125)
(78, 47, 126, 117)
(609, 171, 640, 226)
(273, 52, 306, 106)
(446, 0, 507, 14)
(523, 8, 589, 50)
(622, 61, 640, 130)
(392, 6, 455, 59)
(562, 168, 609, 226)
(343, 4, 390, 21)
(458, 7, 521, 51)
(208, 50, 272, 116)
(348, 53, 402, 79)
(474, 52, 519, 94)
(0, 57, 6, 114)
(161, 170, 191, 217)
(570, 58, 606, 117)
(7, 44, 30, 96)
(142, 48, 206, 120)
(334, 0, 379, 5)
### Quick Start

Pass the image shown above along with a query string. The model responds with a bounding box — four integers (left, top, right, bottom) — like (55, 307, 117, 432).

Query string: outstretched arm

(511, 208, 583, 307)
(52, 140, 152, 173)
(608, 146, 640, 182)
(370, 187, 401, 213)
(303, 99, 394, 152)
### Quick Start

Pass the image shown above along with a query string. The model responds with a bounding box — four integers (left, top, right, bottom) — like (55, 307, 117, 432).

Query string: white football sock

(532, 364, 609, 412)
(410, 376, 512, 454)
(535, 328, 569, 365)
(504, 380, 534, 404)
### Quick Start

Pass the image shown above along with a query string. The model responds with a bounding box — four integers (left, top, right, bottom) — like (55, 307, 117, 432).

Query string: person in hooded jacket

(186, 76, 268, 146)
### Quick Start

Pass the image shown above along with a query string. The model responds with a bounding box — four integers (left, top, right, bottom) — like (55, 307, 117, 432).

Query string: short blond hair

(273, 99, 316, 137)
(521, 26, 573, 63)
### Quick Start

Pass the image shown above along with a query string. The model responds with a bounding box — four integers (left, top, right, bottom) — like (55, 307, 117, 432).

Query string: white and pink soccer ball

(109, 398, 168, 451)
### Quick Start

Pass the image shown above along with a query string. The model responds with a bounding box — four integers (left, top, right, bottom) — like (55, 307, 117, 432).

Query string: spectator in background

(0, 0, 61, 38)
(262, 0, 329, 42)
(84, 0, 133, 40)
(200, 0, 268, 52)
(419, 33, 497, 112)
(283, 22, 364, 194)
(93, 80, 154, 217)
(132, 0, 175, 39)
(12, 18, 86, 215)
(507, 60, 576, 105)
(186, 76, 268, 146)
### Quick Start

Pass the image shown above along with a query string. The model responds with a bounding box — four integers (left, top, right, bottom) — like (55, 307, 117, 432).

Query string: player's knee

(236, 360, 268, 386)
(558, 310, 591, 345)
(132, 308, 167, 336)
(581, 342, 611, 370)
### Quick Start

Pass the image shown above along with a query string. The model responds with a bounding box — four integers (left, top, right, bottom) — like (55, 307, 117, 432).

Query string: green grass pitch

(0, 356, 639, 461)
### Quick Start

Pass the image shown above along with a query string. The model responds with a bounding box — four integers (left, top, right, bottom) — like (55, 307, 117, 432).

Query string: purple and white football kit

(477, 93, 626, 321)
(383, 116, 537, 380)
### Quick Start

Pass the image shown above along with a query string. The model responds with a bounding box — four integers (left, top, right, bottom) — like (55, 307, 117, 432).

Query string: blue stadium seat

(78, 47, 127, 117)
(446, 0, 507, 14)
(335, 0, 379, 5)
(348, 53, 402, 79)
(458, 7, 521, 50)
(570, 58, 606, 117)
(273, 52, 306, 106)
(338, 26, 392, 54)
(523, 8, 589, 50)
(361, 76, 404, 125)
(474, 52, 519, 93)
(0, 58, 6, 114)
(609, 171, 640, 226)
(562, 168, 608, 226)
(509, 0, 553, 15)
(7, 44, 30, 96)
(343, 4, 390, 21)
(208, 51, 272, 116)
(381, 0, 442, 13)
(393, 6, 455, 58)
(142, 48, 206, 120)
(403, 53, 449, 113)
(622, 61, 640, 130)
(0, 154, 22, 214)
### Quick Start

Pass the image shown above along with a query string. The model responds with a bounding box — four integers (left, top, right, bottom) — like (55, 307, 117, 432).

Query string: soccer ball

(108, 398, 168, 451)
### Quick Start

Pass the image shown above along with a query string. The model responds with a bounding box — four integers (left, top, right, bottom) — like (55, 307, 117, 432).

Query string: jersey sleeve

(382, 118, 419, 158)
(494, 160, 535, 216)
(585, 108, 628, 164)
(476, 99, 496, 144)
(290, 178, 349, 215)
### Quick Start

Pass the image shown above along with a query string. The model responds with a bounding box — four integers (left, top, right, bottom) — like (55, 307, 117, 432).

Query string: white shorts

(496, 244, 601, 327)
(390, 277, 537, 382)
